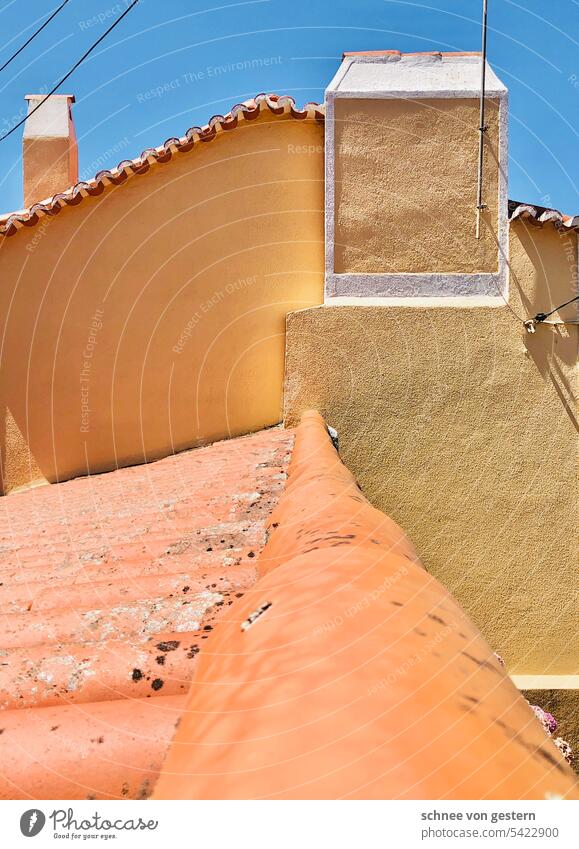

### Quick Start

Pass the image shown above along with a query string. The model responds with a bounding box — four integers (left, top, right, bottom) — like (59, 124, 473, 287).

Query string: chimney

(325, 52, 508, 301)
(23, 94, 78, 207)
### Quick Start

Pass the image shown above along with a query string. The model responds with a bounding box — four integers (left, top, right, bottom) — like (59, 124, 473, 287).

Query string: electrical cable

(0, 0, 140, 143)
(532, 294, 579, 323)
(523, 294, 579, 333)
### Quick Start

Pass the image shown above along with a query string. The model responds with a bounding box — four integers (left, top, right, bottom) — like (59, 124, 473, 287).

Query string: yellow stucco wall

(0, 110, 324, 493)
(333, 97, 500, 274)
(285, 220, 577, 675)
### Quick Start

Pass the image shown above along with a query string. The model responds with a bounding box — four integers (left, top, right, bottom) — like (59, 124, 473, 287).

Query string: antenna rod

(475, 0, 489, 240)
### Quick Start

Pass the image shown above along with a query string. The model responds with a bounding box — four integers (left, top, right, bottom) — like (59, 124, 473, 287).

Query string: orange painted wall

(0, 109, 324, 493)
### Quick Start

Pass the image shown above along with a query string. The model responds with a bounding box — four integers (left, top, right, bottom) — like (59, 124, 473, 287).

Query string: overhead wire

(0, 0, 140, 143)
(0, 0, 71, 75)
(523, 294, 579, 333)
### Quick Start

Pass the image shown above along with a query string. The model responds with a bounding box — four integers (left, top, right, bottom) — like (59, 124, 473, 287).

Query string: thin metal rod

(475, 0, 489, 239)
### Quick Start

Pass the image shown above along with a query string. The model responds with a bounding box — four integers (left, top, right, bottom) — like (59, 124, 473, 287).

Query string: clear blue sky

(0, 0, 577, 213)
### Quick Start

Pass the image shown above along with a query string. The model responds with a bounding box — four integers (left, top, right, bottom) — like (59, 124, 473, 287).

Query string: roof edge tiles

(508, 199, 579, 232)
(153, 411, 578, 800)
(0, 93, 324, 238)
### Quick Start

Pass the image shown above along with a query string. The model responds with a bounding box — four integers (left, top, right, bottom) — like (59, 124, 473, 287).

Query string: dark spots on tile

(182, 586, 190, 593)
(536, 746, 566, 772)
(151, 678, 164, 691)
(391, 601, 403, 607)
(156, 655, 166, 665)
(137, 778, 152, 800)
(132, 668, 143, 682)
(247, 551, 255, 558)
(156, 640, 180, 652)
(461, 651, 502, 675)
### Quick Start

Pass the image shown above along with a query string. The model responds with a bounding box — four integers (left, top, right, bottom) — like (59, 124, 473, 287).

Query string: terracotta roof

(509, 199, 579, 232)
(154, 412, 578, 800)
(0, 425, 293, 799)
(0, 92, 575, 239)
(0, 413, 576, 799)
(0, 93, 324, 238)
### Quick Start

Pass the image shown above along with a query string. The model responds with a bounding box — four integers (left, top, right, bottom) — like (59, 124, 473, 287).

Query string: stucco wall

(333, 97, 500, 274)
(0, 110, 324, 493)
(285, 220, 577, 675)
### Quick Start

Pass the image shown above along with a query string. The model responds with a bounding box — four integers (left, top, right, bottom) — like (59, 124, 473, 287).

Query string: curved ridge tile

(153, 411, 578, 801)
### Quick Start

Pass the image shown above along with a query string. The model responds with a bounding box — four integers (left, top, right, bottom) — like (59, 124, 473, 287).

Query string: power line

(0, 0, 140, 144)
(0, 1, 71, 75)
(475, 0, 489, 240)
(524, 294, 579, 333)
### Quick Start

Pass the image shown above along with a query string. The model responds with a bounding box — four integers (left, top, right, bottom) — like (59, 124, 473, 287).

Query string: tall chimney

(325, 52, 508, 301)
(23, 94, 78, 207)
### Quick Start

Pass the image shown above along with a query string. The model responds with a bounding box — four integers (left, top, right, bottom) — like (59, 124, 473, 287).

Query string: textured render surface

(0, 425, 293, 798)
(154, 412, 577, 800)
(333, 97, 499, 274)
(0, 107, 323, 493)
(285, 221, 578, 677)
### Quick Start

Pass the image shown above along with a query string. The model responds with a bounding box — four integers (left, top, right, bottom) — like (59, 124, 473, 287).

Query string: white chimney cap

(327, 52, 507, 98)
(23, 94, 75, 138)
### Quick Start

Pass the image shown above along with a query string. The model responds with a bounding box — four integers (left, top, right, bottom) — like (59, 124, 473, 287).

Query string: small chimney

(23, 94, 78, 207)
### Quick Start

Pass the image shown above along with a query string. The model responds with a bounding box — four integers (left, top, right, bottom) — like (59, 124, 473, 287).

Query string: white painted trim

(324, 57, 510, 303)
(326, 271, 505, 299)
(323, 295, 506, 308)
(324, 90, 336, 286)
(330, 53, 507, 97)
(511, 675, 579, 691)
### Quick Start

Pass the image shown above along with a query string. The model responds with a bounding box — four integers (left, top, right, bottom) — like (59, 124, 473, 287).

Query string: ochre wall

(285, 220, 577, 675)
(0, 110, 324, 493)
(333, 97, 500, 273)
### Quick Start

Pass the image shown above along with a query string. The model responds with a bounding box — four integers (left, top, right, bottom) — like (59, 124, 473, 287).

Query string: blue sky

(0, 0, 577, 213)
